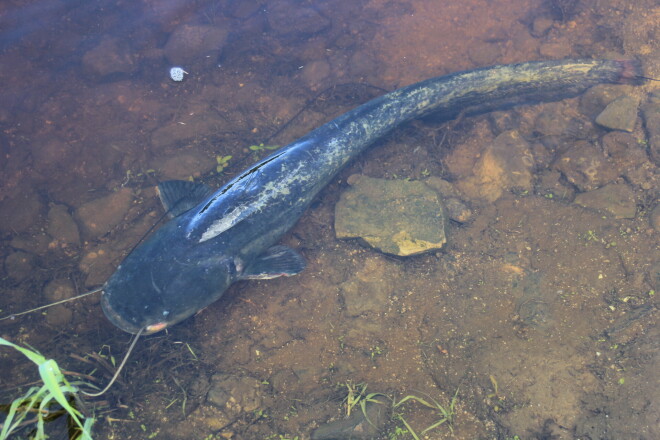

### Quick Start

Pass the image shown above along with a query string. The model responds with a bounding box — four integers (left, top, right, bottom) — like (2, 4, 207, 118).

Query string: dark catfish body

(101, 59, 641, 334)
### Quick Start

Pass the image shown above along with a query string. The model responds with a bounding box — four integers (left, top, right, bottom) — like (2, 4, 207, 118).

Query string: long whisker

(81, 326, 144, 397)
(0, 287, 104, 321)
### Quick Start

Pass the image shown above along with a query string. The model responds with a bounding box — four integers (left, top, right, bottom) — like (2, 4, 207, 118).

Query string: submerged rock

(4, 251, 36, 282)
(164, 24, 229, 65)
(339, 257, 398, 316)
(641, 90, 660, 165)
(456, 130, 534, 202)
(574, 183, 636, 219)
(266, 1, 331, 38)
(43, 279, 76, 326)
(554, 142, 618, 192)
(311, 396, 390, 440)
(206, 374, 265, 429)
(335, 175, 447, 256)
(595, 95, 640, 132)
(0, 190, 44, 234)
(82, 38, 137, 79)
(75, 188, 134, 238)
(46, 204, 81, 247)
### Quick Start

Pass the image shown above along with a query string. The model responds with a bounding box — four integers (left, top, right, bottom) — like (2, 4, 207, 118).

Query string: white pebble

(169, 67, 188, 82)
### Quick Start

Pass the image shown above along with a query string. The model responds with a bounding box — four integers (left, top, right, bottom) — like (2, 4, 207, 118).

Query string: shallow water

(0, 0, 658, 439)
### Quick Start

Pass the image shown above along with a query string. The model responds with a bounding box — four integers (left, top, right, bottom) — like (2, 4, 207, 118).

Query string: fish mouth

(144, 322, 168, 334)
(100, 292, 143, 334)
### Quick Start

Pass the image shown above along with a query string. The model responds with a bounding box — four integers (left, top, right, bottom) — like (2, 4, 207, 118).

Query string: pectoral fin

(157, 180, 214, 218)
(239, 245, 306, 280)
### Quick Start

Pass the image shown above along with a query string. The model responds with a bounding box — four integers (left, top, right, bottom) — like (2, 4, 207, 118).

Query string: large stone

(456, 130, 534, 202)
(42, 279, 76, 326)
(579, 84, 633, 119)
(595, 95, 640, 132)
(335, 175, 447, 257)
(46, 204, 81, 247)
(82, 38, 137, 78)
(554, 142, 618, 192)
(75, 188, 134, 238)
(641, 90, 660, 165)
(266, 1, 330, 38)
(206, 374, 265, 429)
(339, 257, 397, 317)
(0, 190, 44, 234)
(150, 150, 215, 180)
(574, 183, 637, 219)
(164, 24, 229, 65)
(311, 395, 391, 440)
(4, 251, 36, 282)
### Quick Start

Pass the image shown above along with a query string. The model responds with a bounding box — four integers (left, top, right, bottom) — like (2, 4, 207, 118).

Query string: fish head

(101, 248, 239, 335)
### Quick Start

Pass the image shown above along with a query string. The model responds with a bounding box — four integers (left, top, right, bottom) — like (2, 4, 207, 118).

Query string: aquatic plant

(215, 154, 233, 173)
(248, 143, 279, 152)
(342, 381, 386, 420)
(392, 387, 459, 437)
(0, 337, 95, 440)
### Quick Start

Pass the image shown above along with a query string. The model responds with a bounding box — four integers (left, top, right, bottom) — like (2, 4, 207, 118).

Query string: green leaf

(0, 336, 47, 365)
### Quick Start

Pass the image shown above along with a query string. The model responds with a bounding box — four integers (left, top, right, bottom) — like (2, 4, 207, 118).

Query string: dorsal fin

(157, 180, 214, 218)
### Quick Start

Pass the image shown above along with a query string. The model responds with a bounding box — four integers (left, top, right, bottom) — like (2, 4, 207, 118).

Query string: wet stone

(311, 395, 391, 440)
(641, 90, 660, 165)
(150, 117, 220, 150)
(75, 188, 134, 238)
(553, 142, 618, 192)
(43, 279, 75, 326)
(164, 24, 229, 65)
(531, 16, 553, 37)
(444, 197, 473, 223)
(46, 204, 80, 247)
(339, 257, 396, 317)
(266, 1, 330, 38)
(602, 131, 651, 186)
(10, 233, 51, 255)
(335, 175, 447, 257)
(536, 170, 575, 201)
(456, 130, 534, 202)
(0, 190, 44, 234)
(79, 243, 117, 287)
(150, 150, 215, 180)
(270, 368, 299, 394)
(82, 38, 137, 79)
(422, 177, 470, 221)
(595, 95, 640, 132)
(534, 108, 572, 137)
(538, 37, 572, 59)
(206, 374, 265, 427)
(579, 84, 633, 119)
(573, 183, 637, 219)
(4, 251, 36, 282)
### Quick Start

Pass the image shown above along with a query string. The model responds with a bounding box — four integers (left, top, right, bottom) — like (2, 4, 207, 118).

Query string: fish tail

(615, 59, 646, 84)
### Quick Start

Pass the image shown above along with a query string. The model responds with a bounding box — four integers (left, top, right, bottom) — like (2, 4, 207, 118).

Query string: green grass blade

(397, 416, 420, 440)
(421, 417, 448, 434)
(0, 337, 46, 365)
(0, 386, 42, 440)
(393, 395, 435, 409)
(39, 360, 84, 426)
(79, 417, 95, 440)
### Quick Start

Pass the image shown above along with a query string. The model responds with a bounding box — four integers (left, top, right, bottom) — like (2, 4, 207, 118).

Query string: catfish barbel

(101, 59, 643, 334)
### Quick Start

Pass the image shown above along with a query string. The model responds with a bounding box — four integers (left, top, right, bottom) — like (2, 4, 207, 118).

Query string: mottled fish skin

(101, 59, 642, 334)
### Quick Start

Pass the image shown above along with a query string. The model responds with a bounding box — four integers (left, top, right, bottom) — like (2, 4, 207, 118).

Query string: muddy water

(0, 0, 658, 439)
